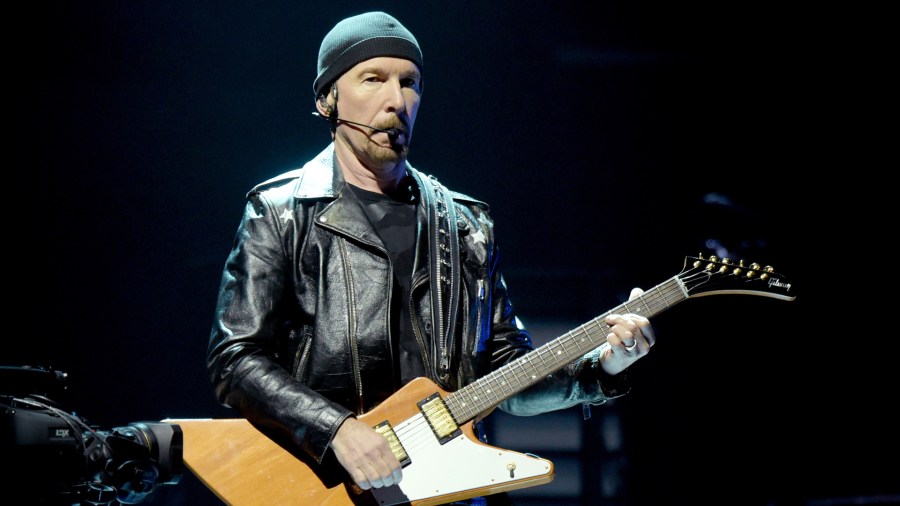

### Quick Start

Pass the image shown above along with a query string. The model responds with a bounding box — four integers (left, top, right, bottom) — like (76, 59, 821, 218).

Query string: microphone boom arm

(311, 112, 402, 142)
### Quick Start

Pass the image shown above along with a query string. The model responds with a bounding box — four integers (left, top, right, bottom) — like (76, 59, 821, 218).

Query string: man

(207, 11, 654, 504)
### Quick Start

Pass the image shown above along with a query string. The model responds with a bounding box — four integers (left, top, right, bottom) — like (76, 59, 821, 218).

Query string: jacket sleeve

(484, 247, 631, 417)
(498, 344, 631, 416)
(206, 191, 352, 463)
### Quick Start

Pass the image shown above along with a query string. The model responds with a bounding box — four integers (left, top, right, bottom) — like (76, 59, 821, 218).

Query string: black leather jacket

(208, 145, 628, 463)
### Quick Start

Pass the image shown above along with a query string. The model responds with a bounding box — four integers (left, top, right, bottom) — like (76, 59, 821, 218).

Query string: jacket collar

(293, 143, 425, 200)
(300, 143, 407, 250)
(293, 144, 343, 199)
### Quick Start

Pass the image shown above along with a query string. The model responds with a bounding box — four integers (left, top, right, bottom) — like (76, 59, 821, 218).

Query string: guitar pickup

(417, 393, 461, 444)
(374, 420, 411, 467)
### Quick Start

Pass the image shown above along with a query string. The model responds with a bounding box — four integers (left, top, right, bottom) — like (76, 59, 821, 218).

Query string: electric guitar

(167, 254, 795, 505)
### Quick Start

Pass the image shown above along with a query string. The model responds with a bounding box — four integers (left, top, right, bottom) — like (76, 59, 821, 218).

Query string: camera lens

(115, 422, 184, 485)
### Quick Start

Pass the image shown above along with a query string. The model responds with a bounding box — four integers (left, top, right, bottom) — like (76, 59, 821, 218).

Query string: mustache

(375, 117, 408, 134)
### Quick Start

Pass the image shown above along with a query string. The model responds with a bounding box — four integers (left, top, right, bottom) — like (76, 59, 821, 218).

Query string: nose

(384, 78, 406, 114)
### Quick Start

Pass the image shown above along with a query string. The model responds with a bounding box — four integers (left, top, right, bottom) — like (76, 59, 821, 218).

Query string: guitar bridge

(417, 393, 461, 444)
(374, 420, 411, 467)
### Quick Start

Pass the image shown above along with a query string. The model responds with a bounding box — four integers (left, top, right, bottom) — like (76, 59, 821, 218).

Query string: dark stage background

(9, 2, 893, 505)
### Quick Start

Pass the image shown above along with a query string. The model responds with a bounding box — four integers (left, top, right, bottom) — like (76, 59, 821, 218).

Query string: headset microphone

(312, 112, 403, 145)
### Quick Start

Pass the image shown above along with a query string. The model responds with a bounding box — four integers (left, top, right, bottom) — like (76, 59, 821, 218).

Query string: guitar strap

(413, 170, 460, 387)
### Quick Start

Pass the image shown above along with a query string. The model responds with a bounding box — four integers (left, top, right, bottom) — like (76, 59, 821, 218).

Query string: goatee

(365, 142, 409, 164)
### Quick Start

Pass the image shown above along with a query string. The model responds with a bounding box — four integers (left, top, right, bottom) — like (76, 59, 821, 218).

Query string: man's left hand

(599, 287, 656, 376)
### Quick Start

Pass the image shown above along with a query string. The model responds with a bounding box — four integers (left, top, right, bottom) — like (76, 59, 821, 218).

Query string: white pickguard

(371, 413, 553, 505)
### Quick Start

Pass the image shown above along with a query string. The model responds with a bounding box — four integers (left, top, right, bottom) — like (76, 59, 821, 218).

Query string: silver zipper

(338, 238, 364, 414)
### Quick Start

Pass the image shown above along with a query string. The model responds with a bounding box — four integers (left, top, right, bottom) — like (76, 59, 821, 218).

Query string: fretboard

(445, 275, 688, 422)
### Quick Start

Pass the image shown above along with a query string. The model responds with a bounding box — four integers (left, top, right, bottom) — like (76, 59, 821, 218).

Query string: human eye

(401, 77, 422, 92)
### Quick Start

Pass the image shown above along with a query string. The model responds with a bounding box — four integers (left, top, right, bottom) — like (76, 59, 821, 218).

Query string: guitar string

(447, 277, 687, 420)
(386, 268, 713, 454)
(389, 281, 688, 456)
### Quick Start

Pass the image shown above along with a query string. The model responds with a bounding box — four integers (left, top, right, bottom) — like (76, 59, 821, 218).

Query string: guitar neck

(445, 275, 688, 422)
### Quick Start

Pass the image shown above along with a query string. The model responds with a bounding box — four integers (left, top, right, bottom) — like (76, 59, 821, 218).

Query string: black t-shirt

(348, 179, 426, 387)
(349, 183, 513, 506)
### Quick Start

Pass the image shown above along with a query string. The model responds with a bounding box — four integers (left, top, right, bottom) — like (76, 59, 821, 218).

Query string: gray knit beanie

(314, 11, 423, 97)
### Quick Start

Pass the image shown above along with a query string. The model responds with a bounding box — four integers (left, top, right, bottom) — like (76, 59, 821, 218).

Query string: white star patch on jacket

(279, 208, 294, 224)
(470, 230, 485, 245)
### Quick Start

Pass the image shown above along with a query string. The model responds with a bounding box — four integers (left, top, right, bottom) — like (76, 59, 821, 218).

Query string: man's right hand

(330, 417, 403, 490)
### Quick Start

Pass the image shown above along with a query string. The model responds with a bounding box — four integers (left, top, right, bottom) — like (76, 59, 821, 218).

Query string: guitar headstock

(679, 254, 796, 301)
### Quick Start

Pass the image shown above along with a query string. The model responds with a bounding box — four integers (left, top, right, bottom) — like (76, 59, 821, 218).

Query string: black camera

(0, 366, 183, 505)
